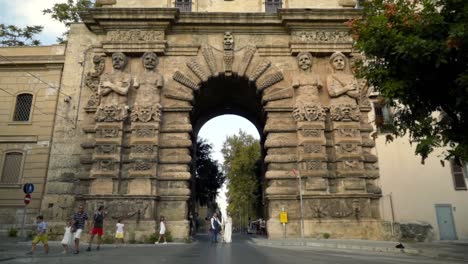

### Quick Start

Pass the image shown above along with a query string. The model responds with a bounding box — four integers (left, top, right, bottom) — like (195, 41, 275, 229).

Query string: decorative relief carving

(95, 105, 128, 122)
(130, 104, 162, 123)
(97, 144, 116, 154)
(337, 128, 359, 138)
(96, 52, 131, 122)
(134, 161, 152, 171)
(238, 46, 256, 77)
(302, 144, 322, 154)
(107, 30, 164, 42)
(343, 160, 361, 170)
(85, 55, 105, 92)
(134, 52, 164, 106)
(99, 160, 115, 171)
(135, 128, 156, 138)
(187, 60, 209, 82)
(327, 52, 360, 106)
(300, 160, 323, 170)
(132, 144, 153, 154)
(202, 45, 218, 77)
(299, 129, 321, 138)
(330, 104, 360, 121)
(173, 71, 200, 91)
(85, 55, 105, 110)
(293, 31, 353, 43)
(249, 60, 271, 82)
(293, 52, 323, 105)
(293, 104, 327, 122)
(96, 128, 119, 138)
(257, 71, 284, 91)
(338, 143, 358, 153)
(223, 32, 234, 75)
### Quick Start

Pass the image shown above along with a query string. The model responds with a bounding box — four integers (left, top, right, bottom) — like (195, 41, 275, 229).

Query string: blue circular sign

(23, 183, 34, 194)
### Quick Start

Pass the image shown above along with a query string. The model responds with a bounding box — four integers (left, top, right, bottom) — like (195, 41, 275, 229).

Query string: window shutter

(451, 160, 467, 190)
(266, 0, 282, 13)
(176, 0, 191, 12)
(1, 152, 23, 184)
(13, 94, 33, 121)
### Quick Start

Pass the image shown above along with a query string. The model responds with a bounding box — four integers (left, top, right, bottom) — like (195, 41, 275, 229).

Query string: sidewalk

(250, 236, 468, 262)
(0, 236, 189, 262)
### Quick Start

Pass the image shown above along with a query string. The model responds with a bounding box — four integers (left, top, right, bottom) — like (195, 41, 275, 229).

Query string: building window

(13, 93, 33, 122)
(175, 0, 192, 12)
(374, 102, 394, 133)
(1, 152, 24, 184)
(266, 0, 282, 13)
(451, 159, 467, 190)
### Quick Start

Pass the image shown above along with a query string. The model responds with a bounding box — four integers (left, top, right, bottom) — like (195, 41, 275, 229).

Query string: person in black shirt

(87, 206, 105, 251)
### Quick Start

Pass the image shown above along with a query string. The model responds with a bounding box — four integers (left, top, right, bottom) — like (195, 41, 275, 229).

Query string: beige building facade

(0, 45, 65, 232)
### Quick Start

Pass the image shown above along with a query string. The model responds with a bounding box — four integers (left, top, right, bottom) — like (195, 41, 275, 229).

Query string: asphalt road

(1, 234, 464, 264)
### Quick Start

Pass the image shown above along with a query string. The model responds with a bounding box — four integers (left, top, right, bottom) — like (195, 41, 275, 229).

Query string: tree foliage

(42, 0, 94, 43)
(0, 24, 43, 47)
(349, 0, 468, 162)
(221, 130, 261, 220)
(195, 138, 224, 206)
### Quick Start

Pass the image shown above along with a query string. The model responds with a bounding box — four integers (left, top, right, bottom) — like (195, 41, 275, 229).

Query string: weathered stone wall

(0, 45, 65, 231)
(41, 7, 388, 241)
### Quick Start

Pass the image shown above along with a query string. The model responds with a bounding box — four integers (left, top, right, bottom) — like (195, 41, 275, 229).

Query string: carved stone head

(296, 52, 313, 71)
(330, 51, 347, 72)
(223, 32, 234, 50)
(112, 52, 127, 70)
(141, 52, 158, 70)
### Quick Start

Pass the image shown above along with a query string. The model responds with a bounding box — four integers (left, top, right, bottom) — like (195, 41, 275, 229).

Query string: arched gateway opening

(191, 76, 266, 233)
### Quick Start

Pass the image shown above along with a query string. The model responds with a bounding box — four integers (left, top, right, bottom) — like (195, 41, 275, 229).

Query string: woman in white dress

(224, 213, 232, 243)
(61, 218, 73, 254)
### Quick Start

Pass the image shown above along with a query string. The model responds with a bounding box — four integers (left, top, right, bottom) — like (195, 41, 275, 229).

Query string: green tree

(349, 0, 468, 162)
(42, 0, 95, 43)
(195, 138, 224, 206)
(0, 24, 43, 46)
(221, 130, 261, 224)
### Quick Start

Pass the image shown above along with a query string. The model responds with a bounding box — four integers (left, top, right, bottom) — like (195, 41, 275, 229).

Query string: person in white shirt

(223, 213, 232, 243)
(210, 213, 221, 243)
(158, 216, 167, 244)
(115, 219, 125, 245)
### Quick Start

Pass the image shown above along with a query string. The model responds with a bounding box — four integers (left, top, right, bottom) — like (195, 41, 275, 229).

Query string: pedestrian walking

(210, 213, 221, 243)
(61, 218, 73, 254)
(72, 204, 89, 254)
(224, 213, 232, 243)
(87, 205, 105, 251)
(115, 219, 125, 245)
(27, 215, 49, 255)
(157, 216, 167, 244)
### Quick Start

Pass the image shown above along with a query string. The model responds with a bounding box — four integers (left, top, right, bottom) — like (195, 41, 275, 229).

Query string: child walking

(115, 219, 125, 245)
(157, 216, 167, 244)
(61, 218, 73, 254)
(27, 215, 49, 255)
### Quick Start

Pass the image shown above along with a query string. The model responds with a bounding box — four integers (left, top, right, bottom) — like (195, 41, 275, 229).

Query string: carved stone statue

(292, 52, 323, 106)
(96, 52, 132, 122)
(223, 31, 234, 51)
(131, 52, 163, 123)
(326, 51, 359, 105)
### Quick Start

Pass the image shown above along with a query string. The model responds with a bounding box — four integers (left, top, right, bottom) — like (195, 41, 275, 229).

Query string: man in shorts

(87, 205, 105, 251)
(27, 215, 48, 254)
(72, 205, 88, 254)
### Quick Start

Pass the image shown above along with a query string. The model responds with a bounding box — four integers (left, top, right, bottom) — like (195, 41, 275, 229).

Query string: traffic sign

(23, 183, 35, 194)
(24, 194, 31, 205)
(280, 211, 288, 224)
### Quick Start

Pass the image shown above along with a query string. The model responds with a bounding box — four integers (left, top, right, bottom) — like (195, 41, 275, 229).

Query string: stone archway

(42, 8, 389, 242)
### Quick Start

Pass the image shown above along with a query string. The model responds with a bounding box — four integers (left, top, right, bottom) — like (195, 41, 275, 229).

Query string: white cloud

(0, 0, 68, 44)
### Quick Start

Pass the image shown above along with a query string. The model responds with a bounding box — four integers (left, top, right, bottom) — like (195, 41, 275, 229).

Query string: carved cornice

(80, 8, 180, 34)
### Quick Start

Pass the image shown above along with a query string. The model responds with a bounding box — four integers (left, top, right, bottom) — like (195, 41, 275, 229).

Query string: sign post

(292, 169, 304, 241)
(21, 183, 34, 237)
(280, 208, 288, 240)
